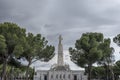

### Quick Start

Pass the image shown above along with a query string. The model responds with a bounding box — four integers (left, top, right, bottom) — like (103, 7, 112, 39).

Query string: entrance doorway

(74, 75, 77, 80)
(44, 75, 47, 80)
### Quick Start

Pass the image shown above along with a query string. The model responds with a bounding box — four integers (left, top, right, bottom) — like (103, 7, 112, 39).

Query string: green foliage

(69, 32, 104, 80)
(39, 45, 55, 61)
(99, 38, 114, 64)
(0, 35, 6, 55)
(113, 34, 120, 46)
(0, 22, 26, 80)
(20, 33, 55, 80)
(0, 22, 55, 80)
(113, 34, 120, 80)
(13, 45, 24, 58)
(113, 60, 120, 76)
(97, 38, 115, 80)
(21, 33, 55, 63)
(0, 22, 26, 58)
(70, 32, 103, 67)
(91, 66, 105, 79)
(70, 32, 115, 80)
(8, 58, 22, 68)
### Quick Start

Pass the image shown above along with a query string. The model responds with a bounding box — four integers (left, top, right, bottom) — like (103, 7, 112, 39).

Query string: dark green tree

(91, 66, 105, 79)
(21, 33, 55, 80)
(98, 38, 115, 80)
(113, 34, 120, 80)
(69, 32, 103, 80)
(113, 60, 120, 80)
(0, 22, 26, 80)
(0, 35, 6, 62)
(0, 35, 6, 54)
(113, 34, 120, 47)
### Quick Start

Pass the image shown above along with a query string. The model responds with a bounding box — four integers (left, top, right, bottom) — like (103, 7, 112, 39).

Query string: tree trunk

(1, 58, 7, 80)
(88, 64, 92, 80)
(9, 66, 14, 80)
(26, 61, 31, 80)
(109, 66, 115, 80)
(111, 69, 115, 80)
(106, 65, 109, 80)
(104, 63, 109, 80)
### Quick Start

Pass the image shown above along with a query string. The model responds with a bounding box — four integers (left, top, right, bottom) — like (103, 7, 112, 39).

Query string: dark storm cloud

(0, 0, 120, 62)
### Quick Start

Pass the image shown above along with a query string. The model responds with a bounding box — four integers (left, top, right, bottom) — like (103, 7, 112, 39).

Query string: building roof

(50, 64, 70, 71)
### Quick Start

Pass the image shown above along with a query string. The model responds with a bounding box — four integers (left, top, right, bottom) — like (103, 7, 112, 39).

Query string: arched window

(39, 74, 41, 80)
(51, 75, 53, 79)
(56, 74, 58, 79)
(68, 74, 70, 79)
(60, 74, 62, 79)
(63, 74, 65, 79)
(44, 75, 47, 80)
(74, 75, 77, 80)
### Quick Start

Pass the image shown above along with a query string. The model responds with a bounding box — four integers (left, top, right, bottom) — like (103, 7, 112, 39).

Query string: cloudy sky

(0, 0, 120, 70)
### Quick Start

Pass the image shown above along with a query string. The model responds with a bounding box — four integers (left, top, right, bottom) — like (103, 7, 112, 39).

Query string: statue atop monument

(59, 35, 63, 44)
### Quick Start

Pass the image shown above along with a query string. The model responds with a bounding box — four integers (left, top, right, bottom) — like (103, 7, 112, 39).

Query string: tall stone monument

(34, 35, 88, 80)
(58, 35, 64, 66)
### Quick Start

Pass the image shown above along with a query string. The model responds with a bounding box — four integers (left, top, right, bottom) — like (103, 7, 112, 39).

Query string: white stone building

(34, 35, 87, 80)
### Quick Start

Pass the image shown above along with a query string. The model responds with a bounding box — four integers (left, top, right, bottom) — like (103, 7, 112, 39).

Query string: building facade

(34, 35, 87, 80)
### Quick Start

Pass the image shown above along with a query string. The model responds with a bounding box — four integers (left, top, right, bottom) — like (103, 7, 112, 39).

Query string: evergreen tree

(0, 22, 26, 80)
(98, 38, 115, 80)
(69, 32, 103, 80)
(21, 33, 55, 80)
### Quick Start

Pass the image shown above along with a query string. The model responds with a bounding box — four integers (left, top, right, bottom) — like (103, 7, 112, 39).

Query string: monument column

(58, 35, 64, 66)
